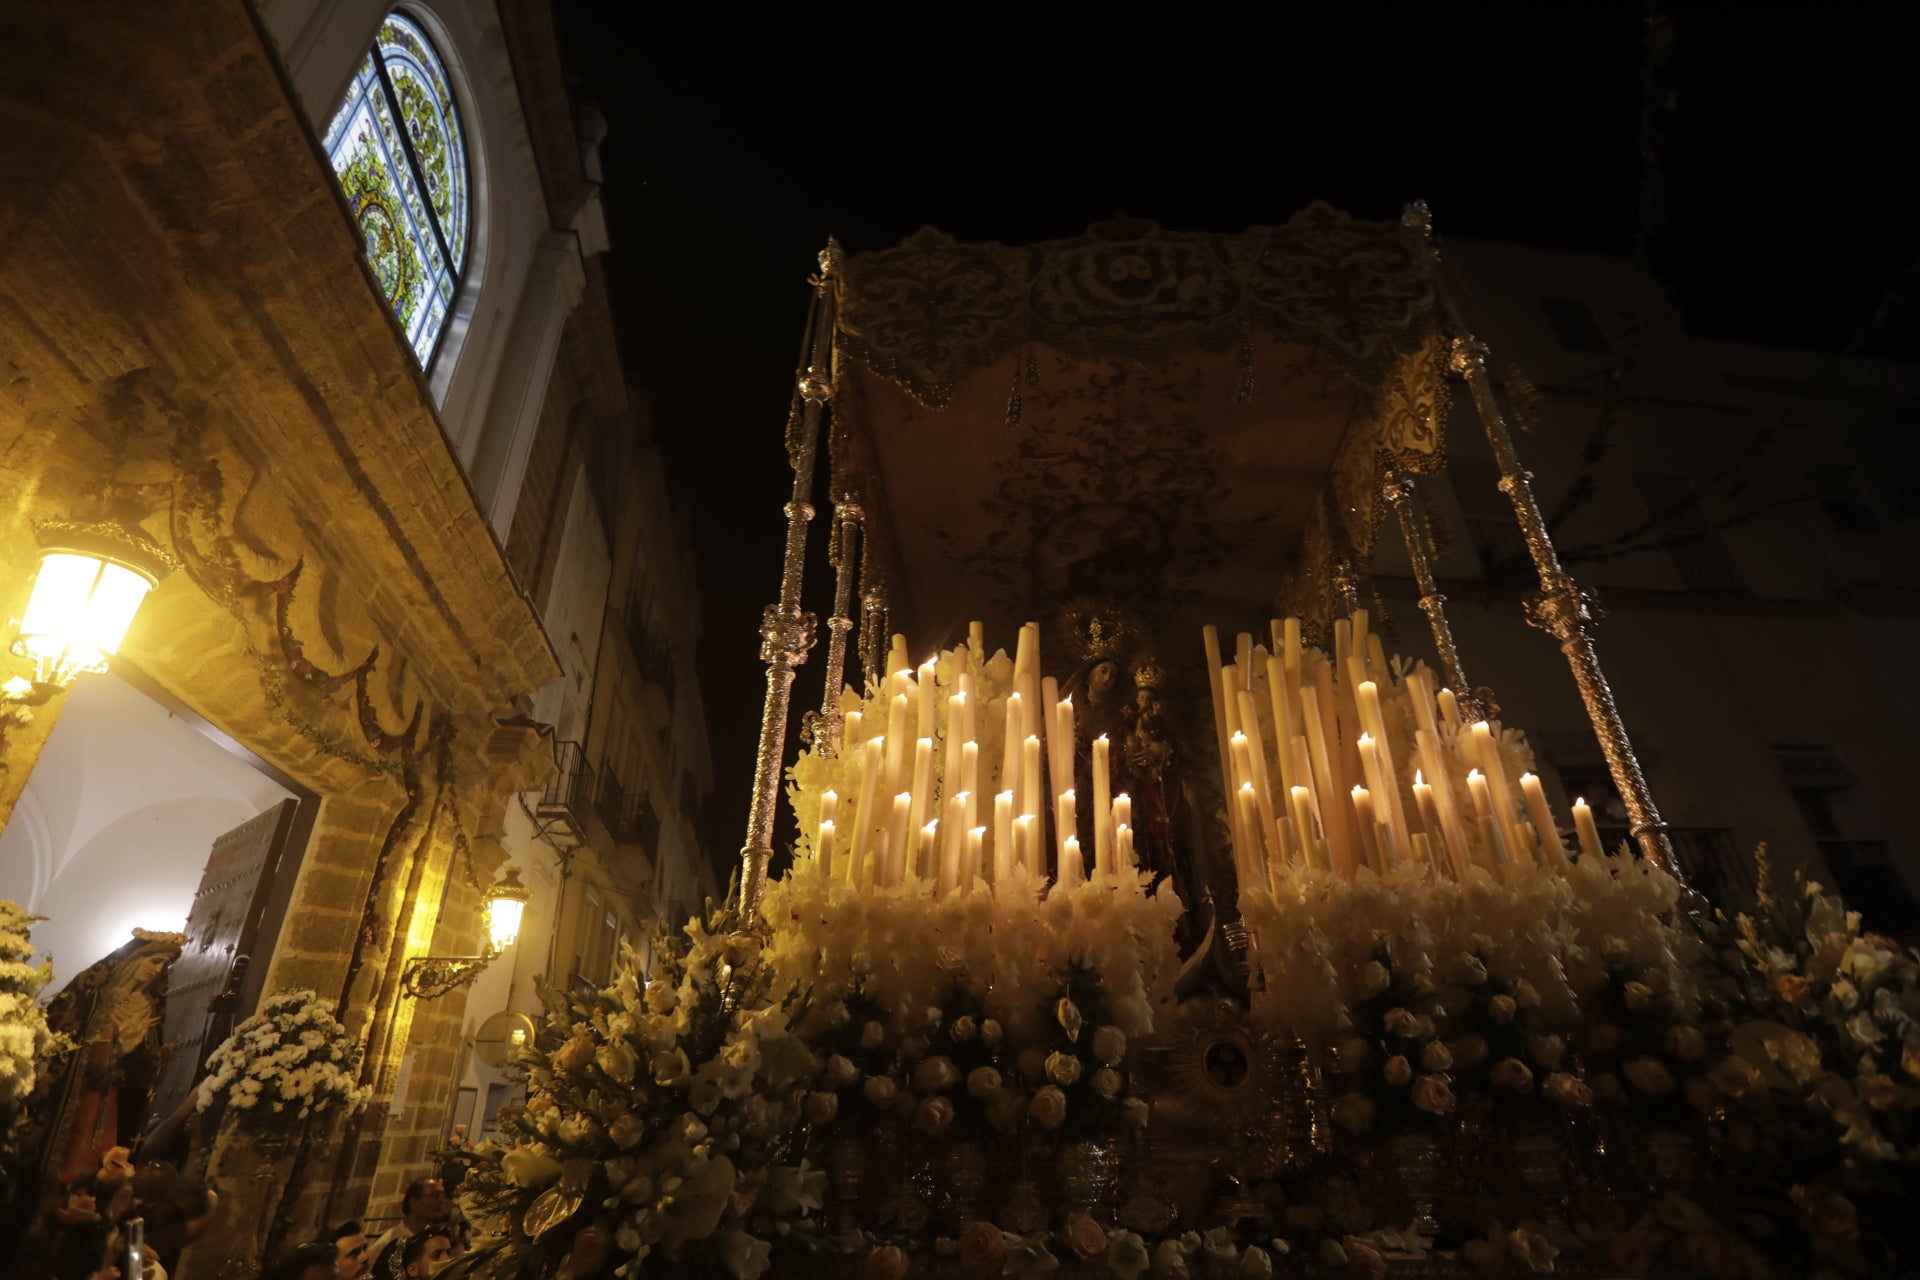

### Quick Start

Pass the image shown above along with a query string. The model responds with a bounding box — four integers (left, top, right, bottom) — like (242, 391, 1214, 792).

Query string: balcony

(1595, 824, 1755, 909)
(624, 598, 677, 719)
(597, 767, 660, 850)
(534, 740, 595, 843)
(1818, 839, 1920, 943)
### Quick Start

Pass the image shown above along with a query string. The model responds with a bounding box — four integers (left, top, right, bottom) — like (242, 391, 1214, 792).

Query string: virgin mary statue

(35, 928, 185, 1186)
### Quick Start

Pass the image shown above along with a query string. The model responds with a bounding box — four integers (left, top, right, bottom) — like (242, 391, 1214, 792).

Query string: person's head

(330, 1220, 369, 1280)
(401, 1228, 453, 1278)
(400, 1178, 447, 1227)
(264, 1241, 338, 1280)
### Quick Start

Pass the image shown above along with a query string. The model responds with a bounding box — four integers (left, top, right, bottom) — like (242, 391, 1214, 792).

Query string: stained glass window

(323, 12, 471, 368)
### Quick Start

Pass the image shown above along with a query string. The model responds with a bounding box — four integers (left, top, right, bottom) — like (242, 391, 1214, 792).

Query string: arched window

(322, 12, 471, 368)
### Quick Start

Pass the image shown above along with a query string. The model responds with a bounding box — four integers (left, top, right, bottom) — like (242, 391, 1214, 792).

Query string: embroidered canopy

(828, 204, 1451, 664)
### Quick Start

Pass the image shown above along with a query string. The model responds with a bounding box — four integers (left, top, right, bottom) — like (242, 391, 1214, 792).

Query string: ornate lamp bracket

(401, 952, 494, 1000)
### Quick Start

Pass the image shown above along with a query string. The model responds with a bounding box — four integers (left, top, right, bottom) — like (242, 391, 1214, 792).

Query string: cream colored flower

(1091, 1067, 1122, 1100)
(1411, 1074, 1456, 1115)
(863, 1075, 897, 1107)
(1056, 998, 1084, 1041)
(1542, 1072, 1592, 1107)
(1092, 1024, 1128, 1065)
(1490, 1057, 1534, 1092)
(1106, 1229, 1151, 1280)
(1063, 1211, 1106, 1259)
(916, 1095, 955, 1136)
(1487, 995, 1517, 1025)
(651, 1047, 691, 1087)
(1029, 1084, 1068, 1129)
(1122, 1096, 1151, 1129)
(1046, 1051, 1083, 1086)
(805, 1090, 840, 1125)
(915, 1055, 960, 1093)
(1420, 1040, 1454, 1072)
(1530, 1035, 1566, 1071)
(1451, 1032, 1488, 1070)
(980, 1018, 1005, 1047)
(1622, 1056, 1675, 1095)
(1383, 1055, 1413, 1086)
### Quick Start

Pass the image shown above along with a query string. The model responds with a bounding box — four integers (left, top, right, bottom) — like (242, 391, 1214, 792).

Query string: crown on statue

(1132, 657, 1169, 691)
(1059, 597, 1144, 666)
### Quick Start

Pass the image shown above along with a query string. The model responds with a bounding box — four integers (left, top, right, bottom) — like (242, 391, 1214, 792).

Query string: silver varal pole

(737, 243, 839, 912)
(1405, 203, 1680, 880)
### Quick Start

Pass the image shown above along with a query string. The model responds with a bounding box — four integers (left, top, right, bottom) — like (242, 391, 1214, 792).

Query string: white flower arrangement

(0, 900, 68, 1152)
(761, 861, 1181, 1044)
(462, 907, 824, 1279)
(196, 988, 371, 1135)
(1240, 850, 1695, 1045)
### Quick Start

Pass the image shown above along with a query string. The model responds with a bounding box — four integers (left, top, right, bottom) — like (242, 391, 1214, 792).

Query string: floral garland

(0, 900, 69, 1159)
(196, 988, 371, 1137)
(461, 907, 824, 1279)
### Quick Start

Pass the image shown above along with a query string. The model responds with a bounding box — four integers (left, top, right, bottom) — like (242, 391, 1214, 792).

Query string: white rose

(1092, 1025, 1128, 1065)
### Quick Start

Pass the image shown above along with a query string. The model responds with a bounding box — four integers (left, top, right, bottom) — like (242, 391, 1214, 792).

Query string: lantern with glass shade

(4, 521, 176, 706)
(402, 866, 532, 999)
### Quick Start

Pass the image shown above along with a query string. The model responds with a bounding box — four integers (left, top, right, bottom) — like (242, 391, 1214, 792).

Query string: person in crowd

(368, 1179, 448, 1279)
(258, 1241, 341, 1280)
(130, 1160, 216, 1271)
(331, 1219, 372, 1280)
(400, 1228, 455, 1279)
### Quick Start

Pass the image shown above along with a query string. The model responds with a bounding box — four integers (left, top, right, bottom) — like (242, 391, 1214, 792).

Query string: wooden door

(145, 798, 302, 1129)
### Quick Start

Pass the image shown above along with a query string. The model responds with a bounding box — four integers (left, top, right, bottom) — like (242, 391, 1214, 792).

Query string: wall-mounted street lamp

(4, 521, 176, 706)
(402, 866, 531, 999)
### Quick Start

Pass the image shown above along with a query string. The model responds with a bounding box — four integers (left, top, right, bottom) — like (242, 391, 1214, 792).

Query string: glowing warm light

(13, 550, 159, 685)
(484, 867, 530, 952)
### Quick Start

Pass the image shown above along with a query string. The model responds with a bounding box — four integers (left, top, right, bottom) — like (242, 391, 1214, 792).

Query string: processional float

(729, 201, 1705, 1247)
(471, 206, 1824, 1278)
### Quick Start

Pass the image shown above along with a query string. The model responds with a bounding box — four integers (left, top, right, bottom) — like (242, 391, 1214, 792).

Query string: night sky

(555, 4, 1917, 882)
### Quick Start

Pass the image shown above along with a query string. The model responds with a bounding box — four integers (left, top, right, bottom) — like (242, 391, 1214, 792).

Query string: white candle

(1289, 785, 1321, 865)
(1061, 834, 1085, 889)
(1236, 783, 1264, 887)
(1056, 695, 1076, 795)
(1092, 734, 1113, 875)
(993, 790, 1014, 884)
(1412, 771, 1461, 880)
(842, 710, 863, 757)
(1237, 689, 1282, 871)
(1437, 687, 1461, 731)
(965, 826, 985, 888)
(1057, 788, 1077, 867)
(907, 737, 935, 840)
(960, 741, 980, 830)
(1001, 691, 1025, 807)
(1466, 770, 1514, 865)
(815, 819, 836, 880)
(1572, 796, 1605, 861)
(887, 792, 913, 886)
(918, 658, 938, 737)
(1520, 773, 1567, 865)
(944, 692, 967, 794)
(1022, 735, 1042, 820)
(850, 738, 883, 885)
(1016, 813, 1040, 879)
(1356, 680, 1387, 742)
(884, 693, 909, 795)
(1266, 654, 1297, 796)
(1113, 792, 1132, 836)
(1116, 821, 1136, 873)
(919, 820, 940, 884)
(940, 796, 966, 893)
(1351, 785, 1384, 874)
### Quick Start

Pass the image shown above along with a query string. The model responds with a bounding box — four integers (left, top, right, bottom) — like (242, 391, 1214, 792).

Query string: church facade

(0, 0, 714, 1261)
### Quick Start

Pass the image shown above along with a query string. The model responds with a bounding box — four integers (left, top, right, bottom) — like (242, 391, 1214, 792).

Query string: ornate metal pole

(738, 243, 840, 912)
(1406, 204, 1679, 877)
(809, 497, 864, 757)
(1383, 470, 1484, 720)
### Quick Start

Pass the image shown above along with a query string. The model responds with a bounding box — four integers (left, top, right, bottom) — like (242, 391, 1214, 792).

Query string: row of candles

(806, 622, 1142, 897)
(1204, 610, 1609, 890)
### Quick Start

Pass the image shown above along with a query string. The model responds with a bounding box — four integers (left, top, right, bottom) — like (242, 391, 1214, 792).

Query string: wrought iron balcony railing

(535, 740, 595, 842)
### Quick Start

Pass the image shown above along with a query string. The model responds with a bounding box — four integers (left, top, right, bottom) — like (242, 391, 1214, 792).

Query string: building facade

(0, 0, 714, 1264)
(1369, 236, 1920, 929)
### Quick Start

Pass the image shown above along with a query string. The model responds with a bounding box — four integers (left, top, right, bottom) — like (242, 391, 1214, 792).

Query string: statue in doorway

(33, 929, 185, 1188)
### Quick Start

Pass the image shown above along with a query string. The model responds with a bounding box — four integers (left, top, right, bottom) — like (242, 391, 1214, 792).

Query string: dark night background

(552, 5, 1918, 884)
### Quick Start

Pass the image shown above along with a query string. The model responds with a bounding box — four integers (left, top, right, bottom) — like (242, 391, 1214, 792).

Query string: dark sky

(555, 4, 1917, 881)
